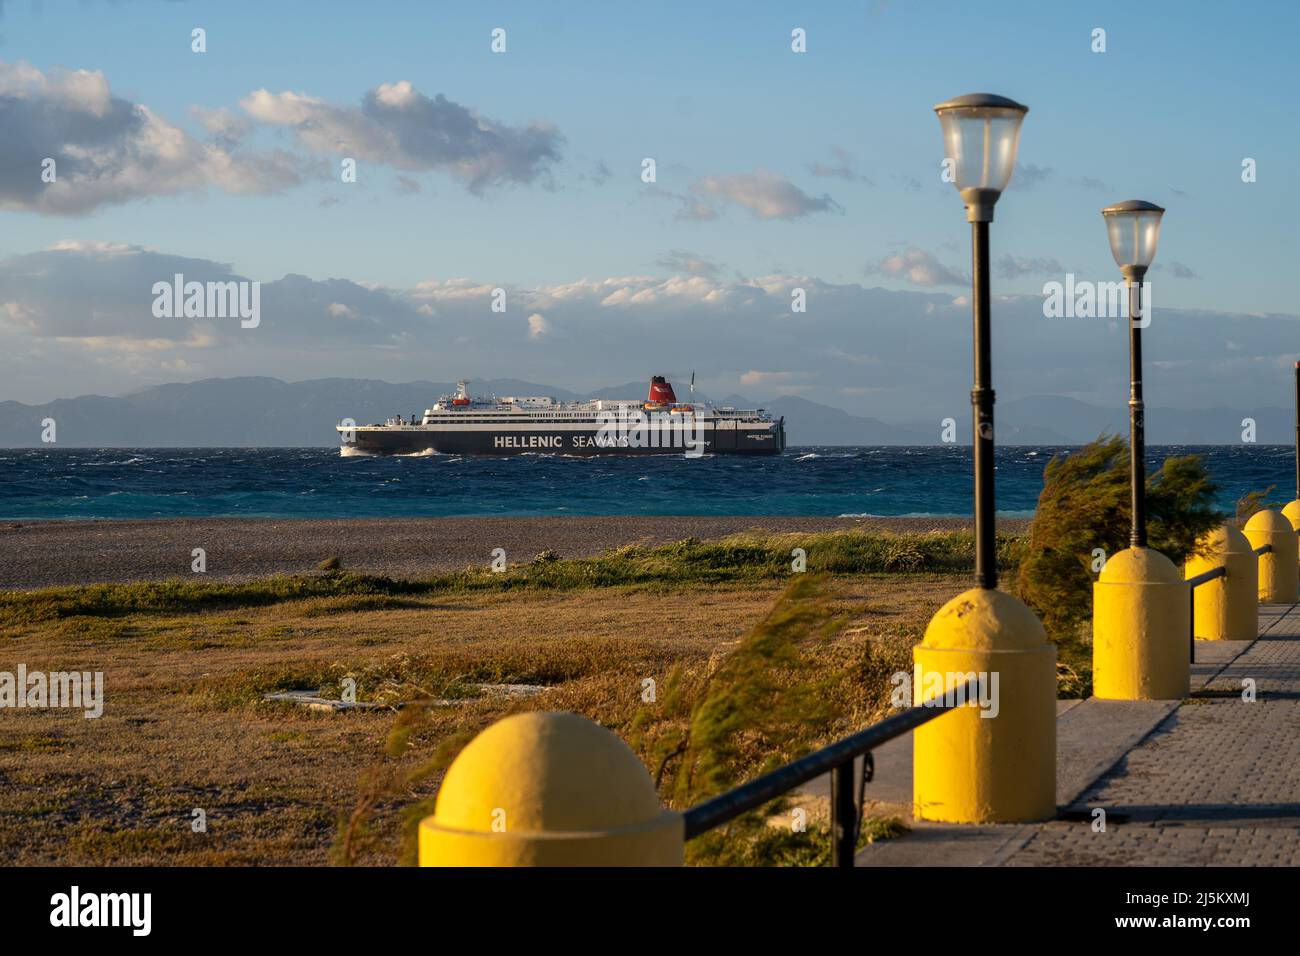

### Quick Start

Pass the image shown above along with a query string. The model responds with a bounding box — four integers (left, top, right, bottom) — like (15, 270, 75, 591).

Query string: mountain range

(0, 377, 1289, 447)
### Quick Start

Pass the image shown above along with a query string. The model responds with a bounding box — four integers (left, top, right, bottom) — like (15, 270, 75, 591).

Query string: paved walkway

(855, 603, 1300, 866)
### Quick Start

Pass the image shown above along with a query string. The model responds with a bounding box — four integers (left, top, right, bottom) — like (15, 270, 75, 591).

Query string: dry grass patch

(1, 573, 963, 865)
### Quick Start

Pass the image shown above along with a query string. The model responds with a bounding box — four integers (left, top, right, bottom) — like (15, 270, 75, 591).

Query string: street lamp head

(934, 93, 1029, 222)
(1102, 200, 1164, 276)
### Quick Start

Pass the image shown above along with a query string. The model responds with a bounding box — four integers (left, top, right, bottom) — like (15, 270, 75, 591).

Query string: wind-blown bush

(1017, 434, 1220, 641)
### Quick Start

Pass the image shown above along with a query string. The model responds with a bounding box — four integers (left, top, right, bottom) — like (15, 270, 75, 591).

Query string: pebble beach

(0, 515, 1031, 590)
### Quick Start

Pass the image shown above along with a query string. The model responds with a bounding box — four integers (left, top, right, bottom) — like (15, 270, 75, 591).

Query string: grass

(693, 812, 910, 867)
(0, 528, 1021, 627)
(0, 528, 1089, 867)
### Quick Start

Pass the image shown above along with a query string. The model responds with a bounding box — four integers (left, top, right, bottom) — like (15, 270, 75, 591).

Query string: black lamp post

(1101, 200, 1165, 548)
(934, 93, 1029, 589)
(1293, 360, 1299, 503)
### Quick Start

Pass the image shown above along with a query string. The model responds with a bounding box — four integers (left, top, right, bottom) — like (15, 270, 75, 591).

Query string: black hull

(341, 423, 784, 457)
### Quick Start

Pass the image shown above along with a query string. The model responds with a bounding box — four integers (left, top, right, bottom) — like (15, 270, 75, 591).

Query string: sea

(0, 446, 1293, 521)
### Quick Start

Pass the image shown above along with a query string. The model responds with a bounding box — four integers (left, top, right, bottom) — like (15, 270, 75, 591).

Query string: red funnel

(647, 376, 677, 404)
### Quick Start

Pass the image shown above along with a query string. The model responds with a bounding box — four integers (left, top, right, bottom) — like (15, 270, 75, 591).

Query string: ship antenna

(690, 370, 695, 401)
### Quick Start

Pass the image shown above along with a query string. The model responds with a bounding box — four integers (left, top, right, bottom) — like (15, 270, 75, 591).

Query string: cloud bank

(1, 241, 1293, 421)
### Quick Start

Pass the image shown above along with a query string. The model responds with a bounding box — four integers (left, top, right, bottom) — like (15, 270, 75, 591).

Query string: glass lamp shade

(934, 93, 1029, 195)
(1102, 200, 1164, 270)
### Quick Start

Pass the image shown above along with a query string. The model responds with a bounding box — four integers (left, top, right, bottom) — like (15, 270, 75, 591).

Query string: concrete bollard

(1282, 500, 1300, 564)
(912, 587, 1056, 823)
(1185, 524, 1257, 641)
(418, 711, 683, 866)
(1093, 548, 1189, 700)
(1244, 509, 1299, 604)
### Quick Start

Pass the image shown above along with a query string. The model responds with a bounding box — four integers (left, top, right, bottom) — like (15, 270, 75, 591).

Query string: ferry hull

(341, 423, 784, 457)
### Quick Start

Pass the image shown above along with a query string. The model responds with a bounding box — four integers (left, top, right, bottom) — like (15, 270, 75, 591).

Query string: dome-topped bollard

(1282, 500, 1300, 565)
(1244, 509, 1299, 604)
(913, 588, 1056, 823)
(419, 712, 683, 866)
(1185, 524, 1257, 641)
(1093, 548, 1189, 700)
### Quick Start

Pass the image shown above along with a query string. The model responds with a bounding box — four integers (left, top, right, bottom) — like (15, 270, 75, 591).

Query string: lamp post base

(913, 587, 1056, 824)
(1092, 547, 1189, 700)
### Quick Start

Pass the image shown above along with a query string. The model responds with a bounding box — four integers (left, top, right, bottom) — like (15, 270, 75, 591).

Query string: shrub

(1017, 434, 1220, 641)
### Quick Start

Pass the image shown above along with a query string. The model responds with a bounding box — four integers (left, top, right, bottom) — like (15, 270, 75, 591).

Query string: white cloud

(527, 313, 551, 338)
(690, 169, 842, 220)
(740, 370, 798, 386)
(241, 80, 564, 193)
(3, 240, 1296, 420)
(0, 60, 306, 214)
(867, 247, 968, 288)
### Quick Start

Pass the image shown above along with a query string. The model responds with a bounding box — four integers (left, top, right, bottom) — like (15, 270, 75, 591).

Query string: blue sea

(0, 446, 1293, 520)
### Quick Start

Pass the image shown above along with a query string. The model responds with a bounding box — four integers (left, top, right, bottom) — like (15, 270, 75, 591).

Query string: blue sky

(1, 0, 1298, 415)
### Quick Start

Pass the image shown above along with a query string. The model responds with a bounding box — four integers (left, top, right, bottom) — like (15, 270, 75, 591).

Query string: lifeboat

(451, 397, 471, 406)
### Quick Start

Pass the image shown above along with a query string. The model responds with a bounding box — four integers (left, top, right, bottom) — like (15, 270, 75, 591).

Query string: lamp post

(1281, 362, 1300, 558)
(933, 93, 1028, 588)
(1092, 199, 1189, 701)
(912, 94, 1056, 826)
(1100, 200, 1164, 547)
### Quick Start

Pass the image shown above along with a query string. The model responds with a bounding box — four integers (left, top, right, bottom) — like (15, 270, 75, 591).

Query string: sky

(1, 0, 1298, 425)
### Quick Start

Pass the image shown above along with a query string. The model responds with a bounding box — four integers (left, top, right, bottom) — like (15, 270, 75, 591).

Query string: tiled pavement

(1004, 603, 1300, 866)
(857, 603, 1300, 866)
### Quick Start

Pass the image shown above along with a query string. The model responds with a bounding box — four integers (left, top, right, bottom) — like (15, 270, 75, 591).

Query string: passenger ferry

(337, 376, 785, 456)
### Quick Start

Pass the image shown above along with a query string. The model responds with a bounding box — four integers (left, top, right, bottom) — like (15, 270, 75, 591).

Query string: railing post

(830, 762, 856, 868)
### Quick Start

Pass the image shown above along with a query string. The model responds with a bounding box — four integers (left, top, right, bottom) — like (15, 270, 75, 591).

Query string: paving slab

(857, 602, 1300, 866)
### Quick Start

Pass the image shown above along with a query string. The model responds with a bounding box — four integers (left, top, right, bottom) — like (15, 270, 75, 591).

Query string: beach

(0, 515, 1029, 590)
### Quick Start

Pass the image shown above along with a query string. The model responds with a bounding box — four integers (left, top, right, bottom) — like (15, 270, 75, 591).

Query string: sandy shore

(0, 515, 1029, 590)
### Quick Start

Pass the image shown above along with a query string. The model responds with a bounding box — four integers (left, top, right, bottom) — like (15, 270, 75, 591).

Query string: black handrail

(682, 675, 981, 866)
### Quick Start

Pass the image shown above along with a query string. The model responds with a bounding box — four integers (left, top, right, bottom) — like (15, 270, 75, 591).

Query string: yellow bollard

(912, 588, 1056, 823)
(1282, 500, 1300, 564)
(1093, 548, 1189, 700)
(1243, 509, 1299, 604)
(1185, 524, 1257, 641)
(418, 711, 683, 866)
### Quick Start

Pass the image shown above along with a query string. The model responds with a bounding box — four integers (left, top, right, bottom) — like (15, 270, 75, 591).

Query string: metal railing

(681, 675, 980, 867)
(1186, 543, 1273, 664)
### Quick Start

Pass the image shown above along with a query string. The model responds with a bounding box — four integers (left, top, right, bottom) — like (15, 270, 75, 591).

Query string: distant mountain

(762, 396, 932, 445)
(0, 376, 579, 447)
(0, 378, 1289, 447)
(996, 395, 1291, 446)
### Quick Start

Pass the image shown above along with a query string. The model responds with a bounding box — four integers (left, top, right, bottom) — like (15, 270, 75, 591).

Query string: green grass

(0, 529, 1021, 626)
